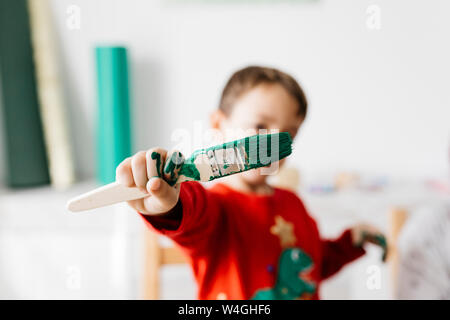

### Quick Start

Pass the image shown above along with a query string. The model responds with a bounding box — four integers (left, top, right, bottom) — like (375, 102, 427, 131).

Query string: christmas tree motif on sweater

(252, 215, 316, 300)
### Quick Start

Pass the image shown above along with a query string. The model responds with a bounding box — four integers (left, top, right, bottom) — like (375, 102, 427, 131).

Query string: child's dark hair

(219, 66, 308, 117)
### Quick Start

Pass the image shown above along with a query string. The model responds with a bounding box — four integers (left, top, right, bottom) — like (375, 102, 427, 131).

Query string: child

(116, 66, 387, 300)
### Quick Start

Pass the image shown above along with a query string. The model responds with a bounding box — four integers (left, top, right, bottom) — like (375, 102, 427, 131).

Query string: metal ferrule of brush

(207, 150, 221, 177)
(207, 142, 247, 178)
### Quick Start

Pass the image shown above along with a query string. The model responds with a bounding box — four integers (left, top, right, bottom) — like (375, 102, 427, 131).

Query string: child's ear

(210, 109, 227, 130)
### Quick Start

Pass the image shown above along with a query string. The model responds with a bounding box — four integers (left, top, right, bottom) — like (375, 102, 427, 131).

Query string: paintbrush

(67, 132, 292, 212)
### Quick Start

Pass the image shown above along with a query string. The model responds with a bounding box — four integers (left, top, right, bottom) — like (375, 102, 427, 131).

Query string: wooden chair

(142, 230, 187, 299)
(387, 207, 409, 298)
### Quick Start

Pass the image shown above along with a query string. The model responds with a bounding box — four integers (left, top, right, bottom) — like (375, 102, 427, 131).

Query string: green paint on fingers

(164, 152, 184, 186)
(360, 231, 388, 262)
(151, 152, 162, 177)
(374, 234, 388, 262)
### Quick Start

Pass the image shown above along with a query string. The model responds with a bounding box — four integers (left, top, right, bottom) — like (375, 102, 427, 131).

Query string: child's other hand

(115, 148, 183, 215)
(350, 224, 388, 262)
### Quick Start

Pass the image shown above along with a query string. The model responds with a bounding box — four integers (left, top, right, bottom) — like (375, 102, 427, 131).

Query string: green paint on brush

(154, 132, 293, 185)
(179, 163, 201, 182)
(244, 132, 292, 169)
(205, 132, 293, 180)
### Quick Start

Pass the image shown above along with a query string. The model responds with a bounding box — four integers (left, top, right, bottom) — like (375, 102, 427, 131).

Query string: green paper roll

(95, 46, 132, 184)
(0, 0, 50, 187)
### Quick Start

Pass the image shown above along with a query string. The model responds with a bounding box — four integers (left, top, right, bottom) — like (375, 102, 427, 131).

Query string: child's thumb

(146, 177, 178, 205)
(147, 177, 167, 194)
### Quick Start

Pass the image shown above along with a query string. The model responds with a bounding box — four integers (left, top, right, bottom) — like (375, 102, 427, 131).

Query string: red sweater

(140, 181, 365, 300)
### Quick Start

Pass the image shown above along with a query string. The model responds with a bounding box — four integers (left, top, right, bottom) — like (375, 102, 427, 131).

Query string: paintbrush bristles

(181, 132, 293, 182)
(245, 132, 292, 167)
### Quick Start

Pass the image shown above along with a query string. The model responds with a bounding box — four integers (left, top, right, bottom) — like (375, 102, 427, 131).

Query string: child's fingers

(366, 233, 387, 247)
(351, 226, 365, 246)
(163, 150, 185, 186)
(116, 157, 134, 186)
(143, 178, 180, 213)
(381, 246, 388, 262)
(147, 177, 176, 202)
(131, 151, 149, 189)
(120, 148, 182, 215)
(362, 231, 388, 262)
(145, 148, 167, 180)
(351, 224, 388, 262)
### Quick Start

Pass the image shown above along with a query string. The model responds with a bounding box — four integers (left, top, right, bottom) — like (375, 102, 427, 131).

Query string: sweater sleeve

(320, 229, 366, 280)
(138, 181, 223, 257)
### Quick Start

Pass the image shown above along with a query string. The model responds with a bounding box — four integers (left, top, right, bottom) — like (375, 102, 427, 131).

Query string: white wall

(1, 0, 449, 183)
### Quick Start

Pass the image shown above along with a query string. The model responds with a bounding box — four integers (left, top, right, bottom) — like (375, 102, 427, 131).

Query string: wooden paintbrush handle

(67, 182, 149, 212)
(67, 158, 193, 212)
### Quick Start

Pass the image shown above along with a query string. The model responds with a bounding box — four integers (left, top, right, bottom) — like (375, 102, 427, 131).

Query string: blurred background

(0, 0, 449, 299)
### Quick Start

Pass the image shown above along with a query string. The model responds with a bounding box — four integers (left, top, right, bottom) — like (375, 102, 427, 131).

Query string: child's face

(211, 83, 304, 185)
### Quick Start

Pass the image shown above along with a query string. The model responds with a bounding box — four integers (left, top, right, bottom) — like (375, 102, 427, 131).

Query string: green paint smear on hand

(151, 152, 162, 177)
(374, 234, 388, 262)
(151, 151, 201, 185)
(164, 152, 184, 186)
(360, 231, 388, 262)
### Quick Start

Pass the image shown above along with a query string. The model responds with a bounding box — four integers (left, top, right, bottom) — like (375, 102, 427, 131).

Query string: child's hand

(350, 224, 388, 262)
(115, 148, 183, 215)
